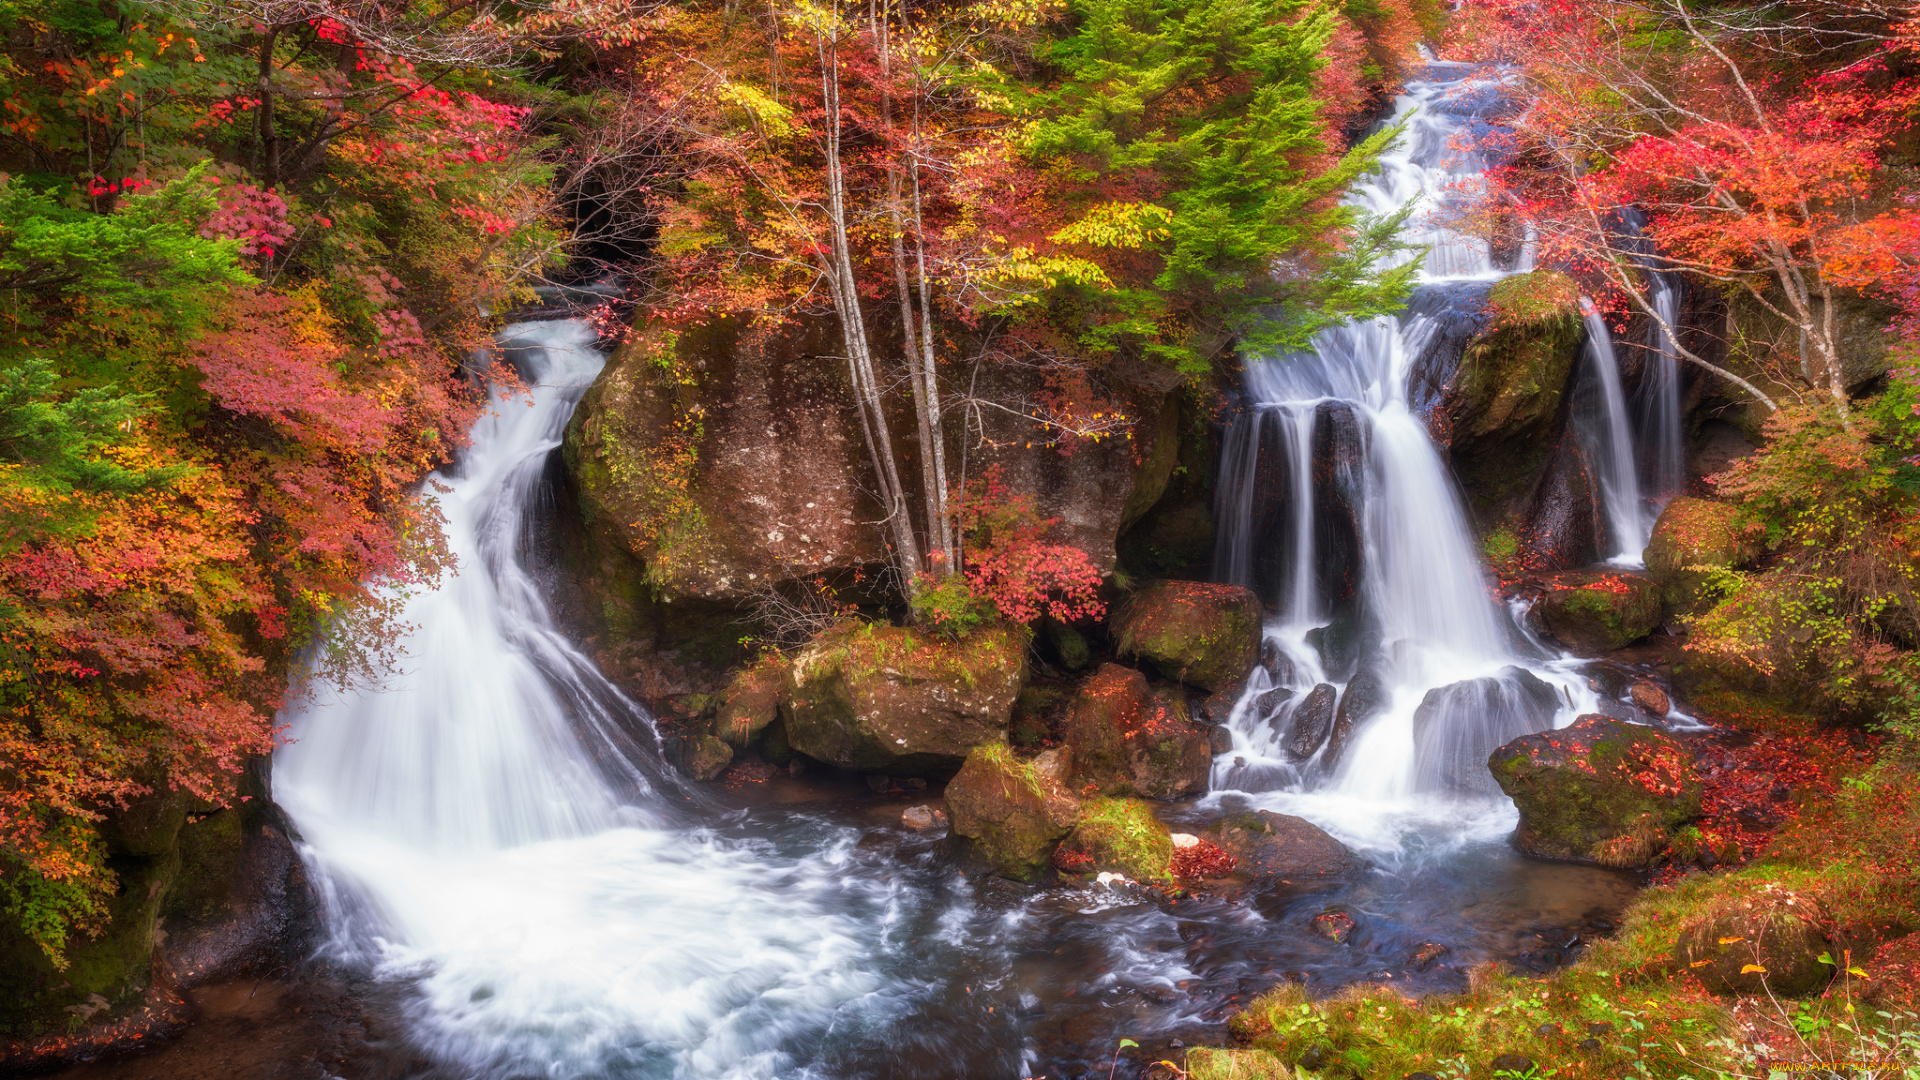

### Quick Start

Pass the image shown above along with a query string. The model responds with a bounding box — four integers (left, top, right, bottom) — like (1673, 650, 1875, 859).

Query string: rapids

(266, 62, 1654, 1080)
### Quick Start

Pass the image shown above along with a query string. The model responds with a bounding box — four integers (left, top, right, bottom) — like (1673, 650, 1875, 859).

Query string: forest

(0, 0, 1916, 1076)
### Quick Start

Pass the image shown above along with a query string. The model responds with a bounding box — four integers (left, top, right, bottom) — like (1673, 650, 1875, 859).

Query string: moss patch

(1053, 798, 1173, 880)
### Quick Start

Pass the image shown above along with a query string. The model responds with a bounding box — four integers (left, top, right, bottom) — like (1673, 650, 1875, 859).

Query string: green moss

(1059, 798, 1174, 881)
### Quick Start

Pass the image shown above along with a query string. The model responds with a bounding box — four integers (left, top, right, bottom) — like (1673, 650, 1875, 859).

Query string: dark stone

(1489, 1054, 1536, 1076)
(1488, 714, 1704, 868)
(1284, 684, 1338, 761)
(1411, 941, 1449, 971)
(1645, 497, 1762, 614)
(1304, 611, 1370, 684)
(1209, 725, 1234, 755)
(1063, 664, 1213, 799)
(945, 744, 1081, 881)
(1327, 663, 1391, 768)
(1520, 436, 1603, 571)
(1044, 618, 1093, 672)
(1260, 638, 1293, 686)
(865, 773, 892, 792)
(1412, 666, 1561, 795)
(1533, 570, 1663, 654)
(1311, 402, 1368, 619)
(1210, 811, 1367, 879)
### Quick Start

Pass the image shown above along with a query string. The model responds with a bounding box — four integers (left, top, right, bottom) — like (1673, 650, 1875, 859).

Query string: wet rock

(1284, 683, 1337, 761)
(1630, 680, 1671, 718)
(1411, 941, 1449, 971)
(711, 654, 787, 748)
(1260, 638, 1294, 686)
(1051, 798, 1175, 881)
(1304, 612, 1369, 684)
(1311, 909, 1358, 943)
(865, 773, 893, 793)
(1327, 664, 1391, 768)
(1675, 884, 1835, 997)
(1644, 497, 1762, 613)
(783, 621, 1026, 776)
(1208, 724, 1234, 755)
(1311, 402, 1368, 618)
(1488, 714, 1704, 868)
(1111, 580, 1262, 692)
(1411, 666, 1561, 795)
(901, 805, 948, 832)
(1519, 437, 1603, 570)
(686, 735, 733, 781)
(945, 743, 1081, 881)
(1197, 687, 1241, 727)
(1248, 684, 1293, 721)
(1210, 810, 1366, 879)
(1062, 664, 1213, 799)
(1533, 570, 1663, 653)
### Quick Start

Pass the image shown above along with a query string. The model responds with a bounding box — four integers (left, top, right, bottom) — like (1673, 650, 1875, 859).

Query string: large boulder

(1280, 683, 1337, 762)
(783, 622, 1027, 776)
(1062, 664, 1213, 799)
(1412, 666, 1561, 795)
(1488, 714, 1704, 869)
(1111, 580, 1262, 692)
(1209, 811, 1367, 879)
(1051, 798, 1175, 881)
(1644, 497, 1762, 613)
(1443, 272, 1586, 526)
(564, 317, 890, 602)
(946, 743, 1082, 881)
(1532, 570, 1663, 653)
(1326, 664, 1391, 769)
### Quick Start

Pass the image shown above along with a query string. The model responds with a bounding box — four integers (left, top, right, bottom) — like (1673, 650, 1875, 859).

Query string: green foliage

(0, 824, 106, 970)
(0, 358, 187, 545)
(911, 572, 991, 640)
(0, 168, 248, 328)
(1021, 0, 1417, 374)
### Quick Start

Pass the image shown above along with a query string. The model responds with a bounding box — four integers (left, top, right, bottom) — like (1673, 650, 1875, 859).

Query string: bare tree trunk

(817, 21, 923, 583)
(876, 3, 952, 576)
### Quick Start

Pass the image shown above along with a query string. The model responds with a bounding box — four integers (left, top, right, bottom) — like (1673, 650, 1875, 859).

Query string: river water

(254, 62, 1655, 1080)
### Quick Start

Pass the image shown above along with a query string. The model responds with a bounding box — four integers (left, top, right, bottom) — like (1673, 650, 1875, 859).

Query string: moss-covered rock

(1532, 570, 1662, 653)
(1111, 580, 1262, 692)
(711, 653, 788, 748)
(1209, 810, 1365, 879)
(1488, 715, 1704, 869)
(783, 621, 1027, 776)
(945, 743, 1082, 880)
(1674, 882, 1834, 997)
(1052, 798, 1174, 880)
(1062, 664, 1213, 799)
(1644, 497, 1762, 614)
(686, 735, 733, 781)
(1445, 271, 1585, 524)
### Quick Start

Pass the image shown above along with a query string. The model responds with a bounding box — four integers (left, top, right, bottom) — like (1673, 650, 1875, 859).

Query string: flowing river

(242, 61, 1663, 1080)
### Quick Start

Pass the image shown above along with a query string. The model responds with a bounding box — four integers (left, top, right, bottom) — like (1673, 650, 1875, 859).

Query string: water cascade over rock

(1209, 63, 1607, 848)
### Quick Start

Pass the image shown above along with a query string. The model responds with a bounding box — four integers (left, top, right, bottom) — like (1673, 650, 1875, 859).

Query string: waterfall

(1209, 63, 1600, 851)
(1578, 301, 1654, 565)
(274, 321, 962, 1079)
(1638, 275, 1687, 502)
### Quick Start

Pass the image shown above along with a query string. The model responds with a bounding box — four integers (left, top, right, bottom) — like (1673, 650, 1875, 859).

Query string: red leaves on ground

(1172, 839, 1237, 879)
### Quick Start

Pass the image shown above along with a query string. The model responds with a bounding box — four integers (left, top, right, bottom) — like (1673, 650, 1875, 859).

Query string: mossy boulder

(1062, 664, 1213, 799)
(1209, 811, 1366, 880)
(1488, 715, 1704, 869)
(1111, 580, 1262, 692)
(1674, 882, 1835, 997)
(1444, 271, 1585, 524)
(783, 621, 1027, 776)
(1532, 570, 1663, 653)
(685, 735, 733, 781)
(712, 653, 788, 748)
(1052, 798, 1175, 881)
(945, 743, 1082, 880)
(1644, 497, 1762, 613)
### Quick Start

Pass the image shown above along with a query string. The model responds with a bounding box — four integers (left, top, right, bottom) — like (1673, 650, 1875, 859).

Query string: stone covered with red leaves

(1061, 664, 1213, 799)
(1644, 496, 1763, 614)
(1529, 570, 1663, 653)
(1111, 580, 1263, 692)
(1488, 715, 1705, 869)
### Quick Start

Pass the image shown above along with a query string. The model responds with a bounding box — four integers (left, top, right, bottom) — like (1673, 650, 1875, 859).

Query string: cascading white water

(1579, 301, 1654, 565)
(1209, 64, 1602, 853)
(1638, 275, 1687, 501)
(275, 322, 962, 1080)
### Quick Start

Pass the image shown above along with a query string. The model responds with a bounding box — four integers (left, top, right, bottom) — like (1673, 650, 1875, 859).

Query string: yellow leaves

(1740, 964, 1768, 975)
(1049, 201, 1174, 249)
(976, 246, 1112, 305)
(1718, 936, 1745, 945)
(715, 81, 797, 139)
(1689, 960, 1710, 968)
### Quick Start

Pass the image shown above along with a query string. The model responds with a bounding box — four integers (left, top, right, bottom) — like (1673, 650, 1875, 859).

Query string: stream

(54, 60, 1679, 1080)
